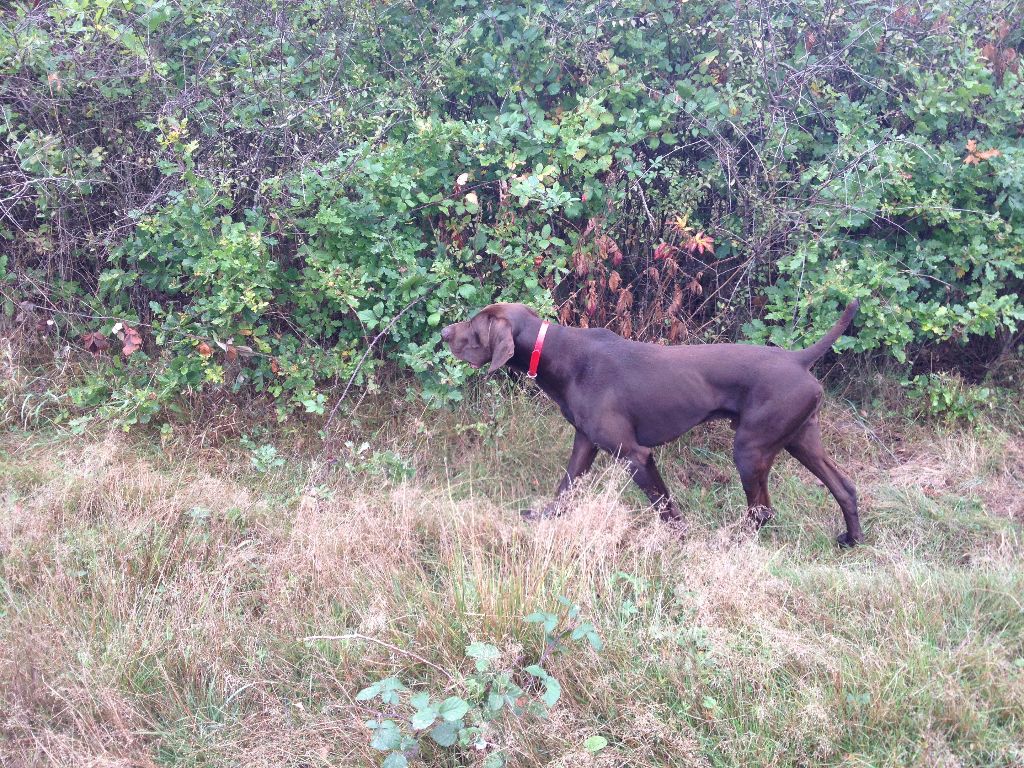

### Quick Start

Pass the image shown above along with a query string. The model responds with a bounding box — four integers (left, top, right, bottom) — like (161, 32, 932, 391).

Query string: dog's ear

(483, 315, 515, 374)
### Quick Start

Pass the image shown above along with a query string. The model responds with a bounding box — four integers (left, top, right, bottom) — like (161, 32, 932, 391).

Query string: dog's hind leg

(732, 439, 779, 529)
(785, 415, 862, 547)
(732, 384, 824, 531)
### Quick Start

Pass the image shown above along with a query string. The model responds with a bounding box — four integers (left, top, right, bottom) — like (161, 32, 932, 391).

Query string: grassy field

(1, 381, 1022, 767)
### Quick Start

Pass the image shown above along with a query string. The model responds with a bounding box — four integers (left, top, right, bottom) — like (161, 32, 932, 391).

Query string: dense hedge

(2, 0, 1022, 420)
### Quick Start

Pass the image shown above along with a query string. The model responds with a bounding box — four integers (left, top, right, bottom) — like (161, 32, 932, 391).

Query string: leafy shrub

(904, 372, 997, 423)
(1, 0, 1021, 422)
(351, 597, 602, 767)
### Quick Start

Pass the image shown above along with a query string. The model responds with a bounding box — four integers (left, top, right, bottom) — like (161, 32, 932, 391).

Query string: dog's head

(440, 303, 538, 373)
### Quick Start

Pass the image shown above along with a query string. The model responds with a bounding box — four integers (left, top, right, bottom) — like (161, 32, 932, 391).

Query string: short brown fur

(442, 301, 863, 546)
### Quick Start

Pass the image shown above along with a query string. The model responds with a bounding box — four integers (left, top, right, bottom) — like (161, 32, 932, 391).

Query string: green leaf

(466, 642, 500, 672)
(541, 675, 561, 708)
(584, 735, 608, 753)
(571, 622, 603, 651)
(411, 706, 438, 730)
(357, 677, 406, 705)
(355, 682, 382, 701)
(525, 612, 558, 634)
(382, 753, 408, 768)
(525, 665, 560, 708)
(428, 719, 461, 747)
(438, 696, 470, 722)
(486, 691, 504, 714)
(369, 720, 403, 751)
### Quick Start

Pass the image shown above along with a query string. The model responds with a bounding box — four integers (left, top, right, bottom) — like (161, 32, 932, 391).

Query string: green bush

(1, 0, 1021, 422)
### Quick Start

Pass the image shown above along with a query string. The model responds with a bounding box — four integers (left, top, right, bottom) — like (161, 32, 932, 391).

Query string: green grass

(1, 383, 1022, 767)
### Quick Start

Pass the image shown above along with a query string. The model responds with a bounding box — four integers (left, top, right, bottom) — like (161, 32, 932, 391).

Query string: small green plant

(904, 372, 995, 423)
(342, 441, 415, 481)
(240, 435, 286, 473)
(186, 506, 211, 525)
(610, 571, 652, 625)
(355, 599, 602, 767)
(525, 595, 605, 657)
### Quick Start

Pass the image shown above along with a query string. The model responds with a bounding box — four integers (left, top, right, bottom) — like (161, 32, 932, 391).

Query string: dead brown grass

(1, 398, 1022, 767)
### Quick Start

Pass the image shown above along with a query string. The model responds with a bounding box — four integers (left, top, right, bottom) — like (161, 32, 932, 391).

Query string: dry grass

(1, 388, 1023, 767)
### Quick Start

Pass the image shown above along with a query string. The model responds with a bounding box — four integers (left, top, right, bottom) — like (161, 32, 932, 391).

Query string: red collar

(527, 321, 549, 378)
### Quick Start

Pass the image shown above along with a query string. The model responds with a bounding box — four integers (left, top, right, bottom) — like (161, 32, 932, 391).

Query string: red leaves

(653, 242, 677, 260)
(216, 340, 254, 362)
(963, 139, 1001, 165)
(668, 285, 684, 316)
(979, 19, 1018, 85)
(79, 324, 139, 356)
(685, 231, 714, 256)
(654, 231, 712, 260)
(83, 322, 142, 356)
(595, 234, 622, 266)
(121, 326, 143, 355)
(573, 249, 591, 277)
(81, 331, 109, 354)
(81, 327, 263, 365)
(614, 288, 633, 316)
(659, 215, 714, 261)
(197, 338, 256, 363)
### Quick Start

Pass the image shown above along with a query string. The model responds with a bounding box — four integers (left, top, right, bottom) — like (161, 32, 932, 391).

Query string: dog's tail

(793, 300, 860, 367)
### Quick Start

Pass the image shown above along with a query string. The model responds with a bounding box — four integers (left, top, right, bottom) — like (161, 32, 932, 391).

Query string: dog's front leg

(522, 430, 598, 520)
(624, 447, 686, 529)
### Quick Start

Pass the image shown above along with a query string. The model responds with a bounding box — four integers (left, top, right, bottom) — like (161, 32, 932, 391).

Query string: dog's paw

(661, 516, 689, 539)
(521, 506, 558, 521)
(746, 504, 775, 529)
(835, 531, 863, 548)
(658, 505, 684, 523)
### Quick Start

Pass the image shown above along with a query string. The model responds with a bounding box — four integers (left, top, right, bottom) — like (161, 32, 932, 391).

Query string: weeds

(1, 387, 1022, 766)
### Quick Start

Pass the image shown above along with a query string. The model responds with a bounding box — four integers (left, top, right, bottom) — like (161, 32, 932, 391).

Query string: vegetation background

(1, 0, 1022, 766)
(2, 0, 1022, 420)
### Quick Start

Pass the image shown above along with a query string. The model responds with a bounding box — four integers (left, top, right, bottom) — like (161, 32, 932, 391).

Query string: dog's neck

(506, 316, 572, 394)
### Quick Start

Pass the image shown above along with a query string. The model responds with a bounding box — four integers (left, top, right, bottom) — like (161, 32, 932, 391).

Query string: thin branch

(301, 632, 458, 683)
(322, 294, 427, 435)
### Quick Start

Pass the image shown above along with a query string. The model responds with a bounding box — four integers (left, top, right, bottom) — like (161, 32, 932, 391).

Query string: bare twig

(321, 294, 427, 436)
(301, 632, 458, 683)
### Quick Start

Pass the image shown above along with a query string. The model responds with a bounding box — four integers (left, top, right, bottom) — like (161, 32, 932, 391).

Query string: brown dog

(441, 301, 862, 546)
